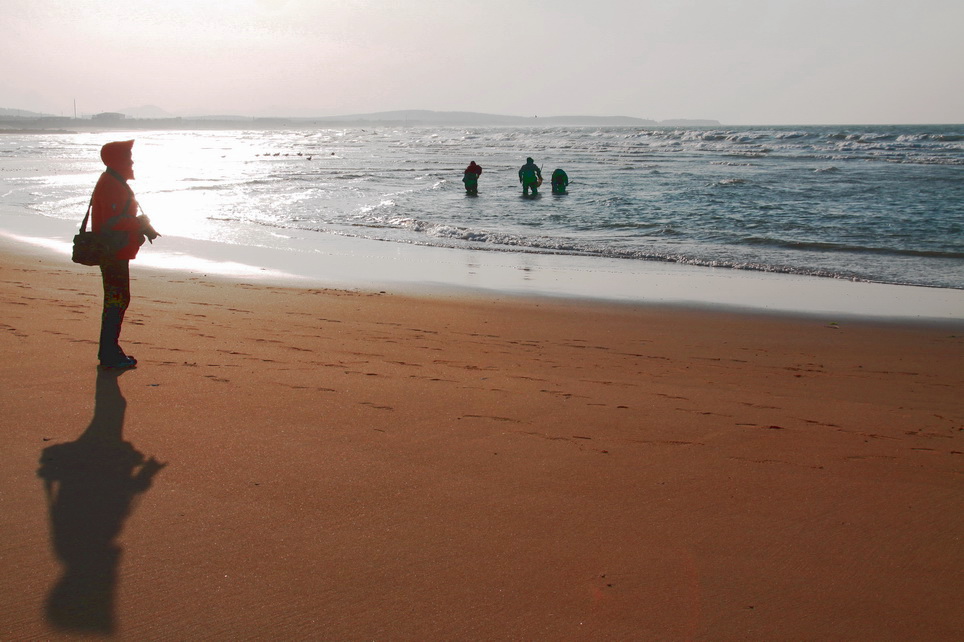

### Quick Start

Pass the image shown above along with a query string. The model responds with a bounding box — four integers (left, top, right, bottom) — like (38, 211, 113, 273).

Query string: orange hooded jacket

(92, 140, 144, 260)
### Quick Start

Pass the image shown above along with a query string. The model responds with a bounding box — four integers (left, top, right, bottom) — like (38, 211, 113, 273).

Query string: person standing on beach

(462, 160, 482, 195)
(92, 140, 159, 369)
(518, 157, 542, 197)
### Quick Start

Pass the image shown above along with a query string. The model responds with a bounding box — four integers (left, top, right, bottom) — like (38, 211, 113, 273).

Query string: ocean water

(3, 124, 963, 290)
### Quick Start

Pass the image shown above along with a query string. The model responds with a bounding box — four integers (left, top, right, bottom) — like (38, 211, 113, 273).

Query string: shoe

(100, 356, 137, 370)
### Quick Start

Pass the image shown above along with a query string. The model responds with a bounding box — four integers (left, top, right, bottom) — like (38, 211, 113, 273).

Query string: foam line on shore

(1, 211, 962, 322)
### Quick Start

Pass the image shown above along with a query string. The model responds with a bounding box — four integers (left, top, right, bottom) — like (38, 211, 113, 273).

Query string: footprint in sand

(360, 402, 393, 411)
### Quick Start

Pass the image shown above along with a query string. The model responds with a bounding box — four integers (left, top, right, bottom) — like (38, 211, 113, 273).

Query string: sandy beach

(1, 239, 962, 639)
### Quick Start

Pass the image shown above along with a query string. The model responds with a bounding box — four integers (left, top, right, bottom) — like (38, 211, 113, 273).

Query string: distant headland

(0, 107, 721, 131)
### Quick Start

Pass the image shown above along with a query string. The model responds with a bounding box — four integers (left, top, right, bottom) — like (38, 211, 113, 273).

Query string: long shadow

(37, 368, 165, 635)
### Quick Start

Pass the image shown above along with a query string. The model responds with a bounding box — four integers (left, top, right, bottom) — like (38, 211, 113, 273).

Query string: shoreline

(2, 210, 962, 324)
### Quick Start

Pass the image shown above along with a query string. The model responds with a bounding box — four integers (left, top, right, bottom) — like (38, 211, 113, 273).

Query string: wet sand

(1, 245, 962, 639)
(2, 210, 963, 320)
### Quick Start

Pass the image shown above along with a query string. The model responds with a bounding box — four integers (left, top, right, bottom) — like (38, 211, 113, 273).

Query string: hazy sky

(3, 0, 962, 124)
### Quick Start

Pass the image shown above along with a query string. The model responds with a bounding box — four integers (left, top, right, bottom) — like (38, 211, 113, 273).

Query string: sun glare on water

(134, 135, 257, 239)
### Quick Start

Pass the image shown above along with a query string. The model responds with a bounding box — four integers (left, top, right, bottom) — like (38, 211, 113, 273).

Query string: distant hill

(282, 110, 720, 127)
(306, 110, 721, 127)
(117, 105, 176, 119)
(306, 110, 661, 127)
(659, 119, 721, 127)
(0, 107, 721, 130)
(0, 107, 51, 118)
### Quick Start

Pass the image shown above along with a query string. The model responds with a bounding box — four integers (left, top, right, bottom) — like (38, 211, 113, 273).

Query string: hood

(100, 140, 135, 180)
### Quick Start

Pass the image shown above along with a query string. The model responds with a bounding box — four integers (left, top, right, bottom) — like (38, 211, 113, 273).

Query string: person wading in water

(518, 157, 542, 197)
(462, 160, 482, 195)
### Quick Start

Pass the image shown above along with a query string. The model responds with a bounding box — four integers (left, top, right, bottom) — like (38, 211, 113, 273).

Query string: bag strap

(85, 170, 134, 233)
(105, 167, 134, 195)
(78, 196, 94, 233)
(83, 195, 132, 233)
(103, 168, 135, 231)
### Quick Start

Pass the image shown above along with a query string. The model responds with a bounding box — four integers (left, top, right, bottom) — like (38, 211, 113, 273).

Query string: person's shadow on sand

(37, 368, 165, 635)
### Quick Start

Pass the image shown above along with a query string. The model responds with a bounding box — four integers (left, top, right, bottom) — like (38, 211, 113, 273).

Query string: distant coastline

(0, 107, 721, 131)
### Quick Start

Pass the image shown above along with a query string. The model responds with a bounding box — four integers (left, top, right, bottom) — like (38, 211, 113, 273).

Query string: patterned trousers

(98, 259, 131, 363)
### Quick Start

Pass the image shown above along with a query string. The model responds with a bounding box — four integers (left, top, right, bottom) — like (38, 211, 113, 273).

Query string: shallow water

(4, 124, 963, 289)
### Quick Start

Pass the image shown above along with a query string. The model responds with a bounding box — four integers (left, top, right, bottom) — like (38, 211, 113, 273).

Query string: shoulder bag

(71, 195, 132, 266)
